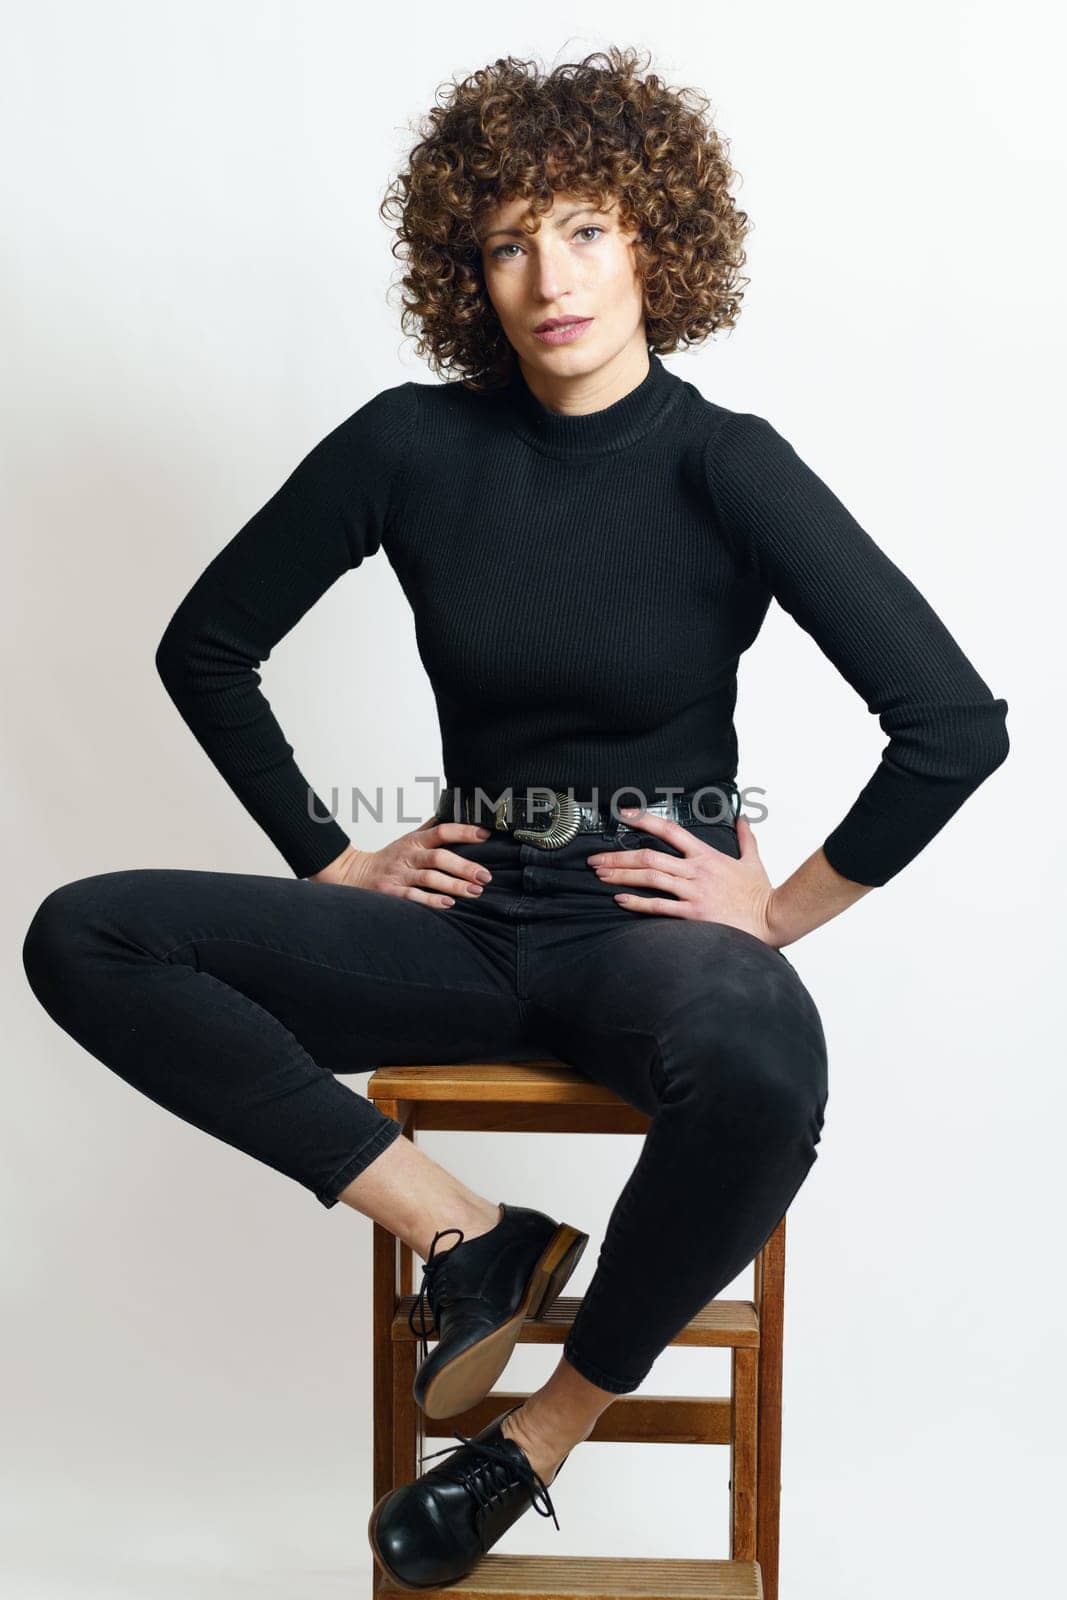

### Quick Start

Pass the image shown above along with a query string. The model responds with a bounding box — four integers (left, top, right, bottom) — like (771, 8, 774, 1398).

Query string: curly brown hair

(378, 46, 751, 391)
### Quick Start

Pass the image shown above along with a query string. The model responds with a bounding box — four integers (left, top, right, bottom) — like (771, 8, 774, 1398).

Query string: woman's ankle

(415, 1195, 501, 1260)
(335, 1130, 501, 1258)
(499, 1404, 578, 1485)
(500, 1386, 606, 1482)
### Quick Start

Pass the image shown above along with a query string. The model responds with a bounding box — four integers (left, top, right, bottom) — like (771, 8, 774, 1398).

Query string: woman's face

(478, 190, 648, 387)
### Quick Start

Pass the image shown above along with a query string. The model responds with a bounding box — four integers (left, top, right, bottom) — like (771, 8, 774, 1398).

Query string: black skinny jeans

(20, 816, 829, 1395)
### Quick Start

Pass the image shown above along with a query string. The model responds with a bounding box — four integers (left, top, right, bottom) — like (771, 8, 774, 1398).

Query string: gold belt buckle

(494, 789, 583, 849)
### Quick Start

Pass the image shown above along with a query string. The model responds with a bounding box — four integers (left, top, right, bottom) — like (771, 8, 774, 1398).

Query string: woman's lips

(533, 318, 594, 346)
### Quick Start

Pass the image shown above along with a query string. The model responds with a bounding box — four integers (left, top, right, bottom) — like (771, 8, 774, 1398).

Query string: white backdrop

(5, 4, 1062, 1597)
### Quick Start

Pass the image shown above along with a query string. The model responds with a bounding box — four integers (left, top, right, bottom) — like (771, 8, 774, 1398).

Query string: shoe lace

(419, 1430, 561, 1551)
(407, 1226, 465, 1366)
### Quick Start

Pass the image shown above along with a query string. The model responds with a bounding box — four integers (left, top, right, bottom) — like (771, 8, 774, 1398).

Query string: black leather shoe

(368, 1403, 566, 1590)
(409, 1202, 588, 1419)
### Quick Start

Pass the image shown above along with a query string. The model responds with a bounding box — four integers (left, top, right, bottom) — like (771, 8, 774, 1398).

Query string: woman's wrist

(308, 842, 365, 885)
(766, 849, 875, 948)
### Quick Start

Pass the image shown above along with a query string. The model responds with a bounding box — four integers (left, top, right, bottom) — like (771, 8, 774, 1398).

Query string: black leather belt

(432, 783, 740, 849)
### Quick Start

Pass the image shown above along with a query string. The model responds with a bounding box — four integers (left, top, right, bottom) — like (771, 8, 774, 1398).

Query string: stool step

(394, 1294, 759, 1349)
(372, 1552, 763, 1597)
(421, 1391, 735, 1446)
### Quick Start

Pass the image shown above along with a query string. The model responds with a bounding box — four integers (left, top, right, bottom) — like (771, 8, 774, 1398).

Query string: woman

(21, 47, 1009, 1588)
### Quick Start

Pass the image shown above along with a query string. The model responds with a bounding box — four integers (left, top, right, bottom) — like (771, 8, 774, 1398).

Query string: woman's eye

(489, 226, 605, 261)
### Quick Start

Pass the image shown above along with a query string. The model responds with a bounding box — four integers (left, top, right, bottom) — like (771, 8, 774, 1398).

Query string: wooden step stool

(367, 1059, 790, 1600)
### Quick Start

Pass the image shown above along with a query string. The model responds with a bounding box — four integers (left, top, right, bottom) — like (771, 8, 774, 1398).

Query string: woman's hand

(587, 808, 781, 945)
(309, 816, 494, 908)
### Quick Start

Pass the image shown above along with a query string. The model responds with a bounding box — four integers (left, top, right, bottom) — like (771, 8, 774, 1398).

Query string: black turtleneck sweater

(155, 352, 1010, 885)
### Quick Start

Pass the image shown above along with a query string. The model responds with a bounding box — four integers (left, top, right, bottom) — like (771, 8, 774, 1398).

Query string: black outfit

(21, 352, 1008, 1395)
(156, 350, 1007, 886)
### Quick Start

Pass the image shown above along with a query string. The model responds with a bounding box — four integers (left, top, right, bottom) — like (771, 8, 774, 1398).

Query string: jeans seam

(516, 919, 529, 1010)
(159, 933, 508, 999)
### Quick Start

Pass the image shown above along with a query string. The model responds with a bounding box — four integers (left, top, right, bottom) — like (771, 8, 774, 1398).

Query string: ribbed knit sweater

(155, 351, 1010, 885)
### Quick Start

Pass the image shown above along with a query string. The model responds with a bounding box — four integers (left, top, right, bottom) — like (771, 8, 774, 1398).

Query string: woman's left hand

(587, 808, 781, 946)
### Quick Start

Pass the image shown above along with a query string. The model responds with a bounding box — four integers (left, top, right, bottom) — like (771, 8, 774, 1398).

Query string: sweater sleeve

(155, 381, 417, 879)
(704, 410, 1010, 887)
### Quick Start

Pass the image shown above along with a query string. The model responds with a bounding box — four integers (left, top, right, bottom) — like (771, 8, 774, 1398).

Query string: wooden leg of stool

(392, 1106, 419, 1487)
(392, 1339, 421, 1487)
(755, 1214, 787, 1600)
(398, 1103, 415, 1302)
(730, 1345, 758, 1560)
(372, 1097, 408, 1507)
(372, 1215, 397, 1508)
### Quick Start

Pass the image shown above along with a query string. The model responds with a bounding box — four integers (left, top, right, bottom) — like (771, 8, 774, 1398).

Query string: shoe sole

(416, 1221, 589, 1420)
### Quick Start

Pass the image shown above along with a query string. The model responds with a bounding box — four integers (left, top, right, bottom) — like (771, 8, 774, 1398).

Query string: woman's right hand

(308, 816, 494, 907)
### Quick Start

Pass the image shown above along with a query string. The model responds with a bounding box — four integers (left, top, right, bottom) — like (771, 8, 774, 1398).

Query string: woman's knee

(659, 980, 829, 1151)
(22, 871, 146, 1005)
